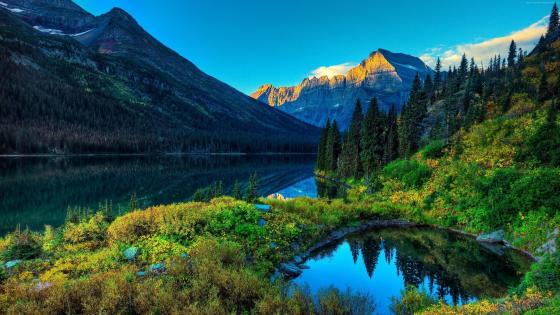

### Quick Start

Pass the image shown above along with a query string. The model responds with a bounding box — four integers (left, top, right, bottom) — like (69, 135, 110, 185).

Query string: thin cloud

(421, 16, 548, 68)
(309, 62, 356, 78)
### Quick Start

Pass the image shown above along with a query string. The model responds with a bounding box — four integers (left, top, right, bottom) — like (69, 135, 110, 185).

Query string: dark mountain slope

(0, 3, 318, 154)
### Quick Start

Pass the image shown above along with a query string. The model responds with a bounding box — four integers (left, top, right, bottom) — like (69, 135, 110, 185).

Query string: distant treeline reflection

(0, 155, 315, 234)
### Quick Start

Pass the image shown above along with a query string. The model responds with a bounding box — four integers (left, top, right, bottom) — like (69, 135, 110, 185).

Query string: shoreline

(278, 218, 537, 278)
(0, 152, 318, 158)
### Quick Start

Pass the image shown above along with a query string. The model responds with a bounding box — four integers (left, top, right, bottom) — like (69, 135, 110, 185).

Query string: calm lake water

(294, 227, 533, 315)
(0, 154, 334, 235)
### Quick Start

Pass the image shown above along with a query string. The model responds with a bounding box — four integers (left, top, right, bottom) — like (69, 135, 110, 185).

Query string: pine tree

(423, 74, 434, 103)
(458, 54, 468, 82)
(340, 100, 364, 178)
(517, 48, 525, 65)
(245, 172, 258, 203)
(507, 40, 517, 67)
(316, 119, 331, 170)
(434, 57, 442, 96)
(398, 73, 426, 157)
(384, 105, 399, 163)
(128, 192, 138, 211)
(547, 2, 559, 39)
(325, 120, 342, 171)
(360, 98, 386, 174)
(232, 180, 242, 200)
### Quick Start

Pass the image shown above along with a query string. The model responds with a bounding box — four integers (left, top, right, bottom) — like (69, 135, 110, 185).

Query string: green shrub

(420, 140, 446, 159)
(473, 167, 522, 228)
(1, 228, 42, 260)
(316, 286, 376, 315)
(383, 160, 431, 188)
(518, 106, 560, 167)
(518, 253, 560, 294)
(389, 286, 437, 315)
(510, 168, 560, 216)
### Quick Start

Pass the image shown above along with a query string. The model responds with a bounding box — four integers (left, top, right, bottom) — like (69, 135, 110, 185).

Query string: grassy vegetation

(1, 102, 559, 313)
(0, 193, 414, 314)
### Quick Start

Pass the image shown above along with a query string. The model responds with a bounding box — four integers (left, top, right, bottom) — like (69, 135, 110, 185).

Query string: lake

(0, 154, 335, 235)
(293, 227, 533, 315)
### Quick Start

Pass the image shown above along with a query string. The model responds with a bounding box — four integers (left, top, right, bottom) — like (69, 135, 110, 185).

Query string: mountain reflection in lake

(294, 227, 532, 315)
(0, 155, 319, 235)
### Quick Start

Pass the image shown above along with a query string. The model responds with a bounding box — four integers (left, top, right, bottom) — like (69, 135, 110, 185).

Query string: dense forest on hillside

(0, 9, 318, 154)
(313, 4, 560, 313)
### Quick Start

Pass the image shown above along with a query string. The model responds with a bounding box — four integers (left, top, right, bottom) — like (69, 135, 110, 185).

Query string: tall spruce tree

(232, 180, 242, 200)
(424, 74, 434, 103)
(534, 35, 547, 54)
(434, 57, 442, 95)
(245, 172, 258, 203)
(384, 105, 399, 163)
(360, 98, 386, 174)
(507, 40, 517, 67)
(547, 2, 559, 39)
(518, 48, 525, 65)
(459, 54, 469, 82)
(316, 119, 331, 170)
(325, 120, 341, 171)
(340, 100, 363, 178)
(398, 73, 426, 157)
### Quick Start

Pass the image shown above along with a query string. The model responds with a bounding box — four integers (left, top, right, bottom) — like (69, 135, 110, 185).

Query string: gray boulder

(476, 229, 505, 243)
(279, 262, 302, 277)
(536, 228, 559, 256)
(123, 246, 139, 261)
(4, 260, 22, 269)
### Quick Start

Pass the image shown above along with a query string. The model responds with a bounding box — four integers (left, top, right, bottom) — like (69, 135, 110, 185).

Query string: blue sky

(75, 0, 552, 94)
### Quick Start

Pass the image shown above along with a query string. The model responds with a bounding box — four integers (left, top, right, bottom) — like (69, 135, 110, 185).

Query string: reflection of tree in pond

(361, 235, 381, 278)
(341, 228, 532, 305)
(0, 155, 315, 234)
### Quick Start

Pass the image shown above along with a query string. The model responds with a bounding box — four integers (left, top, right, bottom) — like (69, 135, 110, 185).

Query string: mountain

(252, 49, 433, 129)
(0, 0, 318, 154)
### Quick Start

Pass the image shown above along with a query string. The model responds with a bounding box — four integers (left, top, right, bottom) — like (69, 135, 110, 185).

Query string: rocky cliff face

(252, 49, 433, 129)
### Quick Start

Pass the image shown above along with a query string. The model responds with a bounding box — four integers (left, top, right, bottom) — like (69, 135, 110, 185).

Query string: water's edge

(278, 219, 536, 279)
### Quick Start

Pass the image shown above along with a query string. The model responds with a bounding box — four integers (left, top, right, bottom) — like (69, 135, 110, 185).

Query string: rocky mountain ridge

(252, 49, 433, 129)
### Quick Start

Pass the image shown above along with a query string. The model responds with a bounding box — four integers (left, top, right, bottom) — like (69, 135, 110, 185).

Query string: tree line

(317, 2, 560, 178)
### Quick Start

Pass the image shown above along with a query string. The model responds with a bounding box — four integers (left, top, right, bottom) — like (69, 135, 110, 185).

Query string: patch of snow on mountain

(71, 28, 94, 37)
(33, 26, 96, 37)
(392, 62, 424, 72)
(33, 26, 65, 35)
(0, 2, 7, 7)
(8, 8, 24, 13)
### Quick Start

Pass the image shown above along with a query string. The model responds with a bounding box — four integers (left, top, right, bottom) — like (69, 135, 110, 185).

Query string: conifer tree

(384, 105, 399, 163)
(547, 2, 559, 39)
(507, 40, 517, 67)
(423, 74, 434, 103)
(325, 120, 342, 171)
(398, 73, 426, 157)
(534, 35, 547, 54)
(316, 119, 331, 170)
(538, 70, 550, 103)
(459, 54, 469, 82)
(340, 100, 363, 178)
(517, 48, 525, 65)
(245, 172, 258, 203)
(232, 180, 242, 200)
(434, 57, 442, 95)
(360, 98, 386, 174)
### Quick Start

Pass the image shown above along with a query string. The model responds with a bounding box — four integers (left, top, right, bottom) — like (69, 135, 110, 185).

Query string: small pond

(293, 227, 533, 315)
